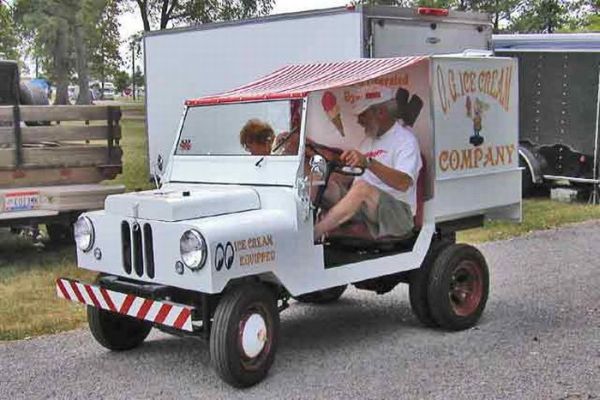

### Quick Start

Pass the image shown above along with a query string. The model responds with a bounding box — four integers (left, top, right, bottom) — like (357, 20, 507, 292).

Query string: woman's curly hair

(240, 119, 275, 148)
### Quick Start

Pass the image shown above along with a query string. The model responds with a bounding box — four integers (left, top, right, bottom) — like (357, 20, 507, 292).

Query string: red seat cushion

(414, 154, 427, 229)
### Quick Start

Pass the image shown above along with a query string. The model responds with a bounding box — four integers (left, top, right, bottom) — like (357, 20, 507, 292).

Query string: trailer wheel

(210, 283, 279, 388)
(408, 239, 453, 327)
(87, 306, 152, 351)
(294, 285, 347, 304)
(46, 223, 74, 245)
(427, 244, 489, 331)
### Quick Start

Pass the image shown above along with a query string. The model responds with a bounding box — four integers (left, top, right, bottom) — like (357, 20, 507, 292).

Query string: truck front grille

(121, 221, 132, 274)
(121, 221, 155, 279)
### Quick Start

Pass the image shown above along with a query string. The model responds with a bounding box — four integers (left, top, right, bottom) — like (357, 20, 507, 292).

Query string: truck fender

(518, 145, 543, 185)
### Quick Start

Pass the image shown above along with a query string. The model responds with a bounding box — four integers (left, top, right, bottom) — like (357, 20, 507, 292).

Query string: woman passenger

(240, 119, 275, 156)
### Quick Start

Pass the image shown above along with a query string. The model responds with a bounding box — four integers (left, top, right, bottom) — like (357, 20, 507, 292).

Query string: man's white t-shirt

(356, 122, 422, 215)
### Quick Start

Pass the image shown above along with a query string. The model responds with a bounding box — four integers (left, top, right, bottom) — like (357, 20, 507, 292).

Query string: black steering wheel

(306, 141, 366, 177)
(306, 141, 366, 223)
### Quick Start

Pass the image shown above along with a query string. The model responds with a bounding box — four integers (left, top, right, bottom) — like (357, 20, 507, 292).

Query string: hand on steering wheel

(328, 161, 365, 176)
(338, 149, 367, 176)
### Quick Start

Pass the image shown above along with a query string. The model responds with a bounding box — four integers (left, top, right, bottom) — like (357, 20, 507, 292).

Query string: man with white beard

(314, 85, 422, 241)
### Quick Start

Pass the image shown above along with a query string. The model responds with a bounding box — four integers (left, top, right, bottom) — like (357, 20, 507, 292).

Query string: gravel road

(1, 221, 599, 400)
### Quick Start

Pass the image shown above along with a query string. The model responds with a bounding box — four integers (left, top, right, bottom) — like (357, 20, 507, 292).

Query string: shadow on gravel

(91, 292, 430, 368)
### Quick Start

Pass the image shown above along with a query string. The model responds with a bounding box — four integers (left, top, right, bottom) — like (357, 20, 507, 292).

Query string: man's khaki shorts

(327, 179, 414, 239)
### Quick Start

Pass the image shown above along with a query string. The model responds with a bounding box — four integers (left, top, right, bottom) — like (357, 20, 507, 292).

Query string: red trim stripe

(136, 298, 154, 319)
(119, 294, 135, 314)
(56, 279, 71, 300)
(100, 288, 117, 312)
(84, 285, 101, 309)
(154, 304, 173, 325)
(173, 308, 191, 330)
(5, 190, 39, 197)
(69, 281, 86, 304)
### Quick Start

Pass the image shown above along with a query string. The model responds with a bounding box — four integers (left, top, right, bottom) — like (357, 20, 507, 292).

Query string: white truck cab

(58, 55, 520, 388)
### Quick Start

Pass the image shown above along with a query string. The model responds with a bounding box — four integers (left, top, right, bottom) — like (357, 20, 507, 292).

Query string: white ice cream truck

(57, 55, 520, 387)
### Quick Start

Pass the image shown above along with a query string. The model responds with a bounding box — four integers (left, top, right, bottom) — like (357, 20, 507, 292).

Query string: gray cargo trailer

(144, 5, 492, 171)
(493, 34, 600, 197)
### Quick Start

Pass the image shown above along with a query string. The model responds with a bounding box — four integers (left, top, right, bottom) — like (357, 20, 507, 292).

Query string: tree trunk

(53, 24, 70, 105)
(74, 23, 92, 105)
(136, 0, 151, 31)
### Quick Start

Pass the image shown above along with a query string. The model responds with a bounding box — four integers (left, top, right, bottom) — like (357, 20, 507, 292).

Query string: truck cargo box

(144, 5, 492, 171)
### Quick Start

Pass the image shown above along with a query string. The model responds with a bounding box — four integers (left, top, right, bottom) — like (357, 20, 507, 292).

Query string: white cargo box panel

(431, 55, 521, 222)
(144, 6, 492, 170)
(144, 9, 363, 169)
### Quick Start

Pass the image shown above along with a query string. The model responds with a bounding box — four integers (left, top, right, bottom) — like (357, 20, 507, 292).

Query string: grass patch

(458, 198, 600, 243)
(106, 120, 153, 192)
(0, 119, 149, 341)
(0, 245, 95, 341)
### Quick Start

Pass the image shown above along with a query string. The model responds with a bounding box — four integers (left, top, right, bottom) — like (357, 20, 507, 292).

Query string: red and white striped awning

(185, 56, 428, 106)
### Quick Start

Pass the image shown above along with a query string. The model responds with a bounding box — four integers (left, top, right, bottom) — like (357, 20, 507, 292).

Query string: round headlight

(74, 216, 94, 252)
(180, 230, 206, 270)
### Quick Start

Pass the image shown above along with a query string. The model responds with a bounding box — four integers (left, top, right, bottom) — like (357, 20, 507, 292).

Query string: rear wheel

(294, 285, 347, 304)
(408, 239, 453, 327)
(210, 283, 279, 388)
(87, 306, 152, 351)
(427, 244, 489, 331)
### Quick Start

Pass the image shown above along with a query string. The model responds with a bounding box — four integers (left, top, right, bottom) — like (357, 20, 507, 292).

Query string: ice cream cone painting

(321, 91, 345, 137)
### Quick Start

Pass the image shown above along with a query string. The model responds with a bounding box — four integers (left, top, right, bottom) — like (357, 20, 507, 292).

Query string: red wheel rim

(448, 260, 484, 317)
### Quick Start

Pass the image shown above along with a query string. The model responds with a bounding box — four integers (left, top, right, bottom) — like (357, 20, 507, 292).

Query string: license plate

(4, 191, 40, 212)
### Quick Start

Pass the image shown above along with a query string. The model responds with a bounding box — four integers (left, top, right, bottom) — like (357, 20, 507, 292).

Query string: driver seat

(326, 155, 426, 249)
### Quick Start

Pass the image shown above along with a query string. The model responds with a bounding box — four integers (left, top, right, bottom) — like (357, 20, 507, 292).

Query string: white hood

(104, 186, 260, 221)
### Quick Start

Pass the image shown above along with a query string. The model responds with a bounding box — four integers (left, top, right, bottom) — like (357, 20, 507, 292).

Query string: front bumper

(56, 277, 195, 332)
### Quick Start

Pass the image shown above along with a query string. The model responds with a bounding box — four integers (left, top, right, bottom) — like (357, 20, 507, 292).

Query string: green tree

(133, 65, 144, 87)
(89, 0, 123, 96)
(15, 0, 73, 104)
(0, 1, 20, 60)
(468, 0, 520, 32)
(113, 69, 130, 92)
(130, 0, 275, 31)
(508, 0, 570, 32)
(15, 0, 111, 104)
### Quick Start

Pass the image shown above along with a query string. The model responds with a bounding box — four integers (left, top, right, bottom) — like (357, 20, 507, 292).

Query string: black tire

(520, 154, 534, 197)
(210, 283, 279, 388)
(408, 239, 453, 327)
(294, 285, 347, 304)
(427, 244, 489, 331)
(19, 82, 50, 126)
(87, 306, 152, 351)
(19, 82, 34, 105)
(46, 223, 74, 245)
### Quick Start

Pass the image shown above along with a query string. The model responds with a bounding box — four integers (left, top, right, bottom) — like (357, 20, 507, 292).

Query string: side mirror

(309, 155, 328, 182)
(152, 154, 164, 189)
(157, 154, 164, 173)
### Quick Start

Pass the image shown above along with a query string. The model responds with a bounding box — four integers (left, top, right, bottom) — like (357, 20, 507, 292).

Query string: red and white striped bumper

(56, 278, 195, 332)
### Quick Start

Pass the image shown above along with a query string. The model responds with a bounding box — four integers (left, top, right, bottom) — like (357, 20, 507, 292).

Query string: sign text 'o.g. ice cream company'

(436, 65, 513, 114)
(439, 144, 515, 172)
(434, 61, 517, 175)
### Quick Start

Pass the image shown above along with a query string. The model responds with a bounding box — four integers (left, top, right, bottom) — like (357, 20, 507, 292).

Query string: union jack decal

(179, 139, 192, 151)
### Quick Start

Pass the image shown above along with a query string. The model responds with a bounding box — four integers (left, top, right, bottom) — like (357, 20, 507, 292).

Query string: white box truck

(143, 5, 492, 170)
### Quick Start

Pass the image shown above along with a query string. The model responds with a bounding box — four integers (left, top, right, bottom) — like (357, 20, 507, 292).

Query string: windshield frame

(173, 99, 302, 158)
(163, 98, 307, 187)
